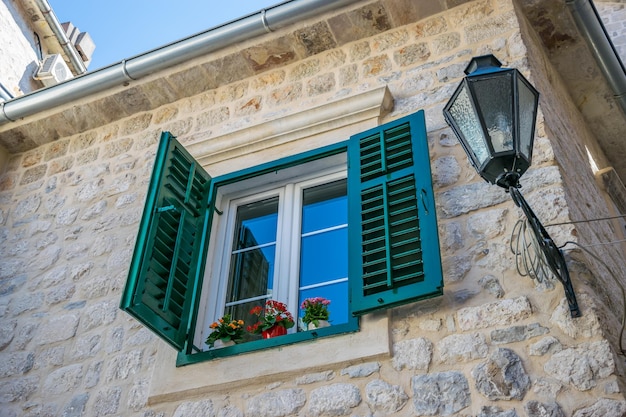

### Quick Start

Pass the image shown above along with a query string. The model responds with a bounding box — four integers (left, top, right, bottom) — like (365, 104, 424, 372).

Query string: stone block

(467, 208, 508, 239)
(295, 370, 334, 385)
(295, 22, 337, 56)
(46, 283, 75, 305)
(174, 400, 214, 417)
(247, 389, 306, 417)
(365, 379, 408, 413)
(457, 296, 532, 331)
(442, 253, 471, 283)
(103, 138, 133, 159)
(412, 372, 470, 415)
(524, 401, 565, 417)
(490, 323, 549, 344)
(372, 28, 409, 52)
(62, 393, 89, 417)
(478, 275, 505, 298)
(436, 332, 488, 364)
(308, 384, 360, 417)
(327, 4, 391, 45)
(394, 43, 430, 67)
(105, 349, 142, 382)
(0, 320, 16, 350)
(392, 337, 432, 371)
(202, 53, 254, 86)
(42, 364, 83, 396)
(550, 293, 602, 339)
(92, 387, 121, 416)
(0, 376, 38, 403)
(128, 378, 149, 411)
(9, 292, 44, 316)
(48, 156, 74, 175)
(243, 37, 298, 72)
(44, 140, 70, 161)
(70, 333, 102, 360)
(544, 339, 615, 391)
(306, 73, 335, 96)
(432, 155, 461, 188)
(472, 348, 530, 400)
(268, 83, 303, 107)
(37, 314, 79, 345)
(573, 398, 626, 417)
(340, 362, 380, 378)
(121, 114, 153, 136)
(14, 195, 41, 219)
(362, 55, 392, 77)
(478, 406, 519, 417)
(414, 16, 448, 37)
(0, 351, 34, 377)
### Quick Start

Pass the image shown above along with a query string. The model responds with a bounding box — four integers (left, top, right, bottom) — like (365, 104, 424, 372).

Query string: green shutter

(348, 110, 443, 315)
(120, 132, 212, 351)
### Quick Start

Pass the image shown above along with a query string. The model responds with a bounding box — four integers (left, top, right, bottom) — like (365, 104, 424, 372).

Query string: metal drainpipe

(0, 83, 13, 103)
(565, 0, 626, 115)
(0, 0, 359, 126)
(34, 0, 87, 75)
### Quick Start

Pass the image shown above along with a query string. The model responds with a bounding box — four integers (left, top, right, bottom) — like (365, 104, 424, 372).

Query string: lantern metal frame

(443, 55, 581, 318)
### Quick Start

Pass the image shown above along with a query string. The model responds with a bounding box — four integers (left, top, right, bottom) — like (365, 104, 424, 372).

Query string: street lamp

(443, 55, 581, 318)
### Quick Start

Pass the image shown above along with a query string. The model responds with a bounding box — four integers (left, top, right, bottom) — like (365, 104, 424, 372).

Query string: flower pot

(212, 339, 236, 349)
(262, 325, 287, 339)
(307, 320, 330, 330)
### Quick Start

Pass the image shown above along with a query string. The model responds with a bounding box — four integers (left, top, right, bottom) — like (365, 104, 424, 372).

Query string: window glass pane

(302, 180, 347, 233)
(299, 179, 348, 330)
(232, 197, 279, 249)
(225, 299, 264, 343)
(226, 197, 278, 305)
(300, 229, 347, 287)
(299, 280, 348, 328)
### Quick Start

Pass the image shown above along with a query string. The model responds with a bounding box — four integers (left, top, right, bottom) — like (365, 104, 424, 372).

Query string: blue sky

(49, 1, 282, 71)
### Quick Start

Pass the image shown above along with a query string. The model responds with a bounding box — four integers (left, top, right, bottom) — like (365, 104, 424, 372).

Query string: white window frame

(195, 155, 348, 349)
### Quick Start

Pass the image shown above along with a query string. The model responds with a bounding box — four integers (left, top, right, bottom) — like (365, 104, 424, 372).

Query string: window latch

(157, 205, 178, 213)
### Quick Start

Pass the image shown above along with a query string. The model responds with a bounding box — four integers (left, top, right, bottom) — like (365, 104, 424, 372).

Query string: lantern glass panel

(447, 83, 490, 165)
(470, 73, 514, 154)
(517, 77, 537, 161)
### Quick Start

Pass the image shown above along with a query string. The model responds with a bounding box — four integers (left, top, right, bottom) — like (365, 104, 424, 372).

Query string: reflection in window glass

(298, 179, 348, 328)
(226, 197, 278, 332)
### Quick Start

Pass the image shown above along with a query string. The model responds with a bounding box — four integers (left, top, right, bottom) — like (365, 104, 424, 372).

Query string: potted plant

(301, 297, 331, 330)
(205, 314, 245, 348)
(247, 299, 295, 338)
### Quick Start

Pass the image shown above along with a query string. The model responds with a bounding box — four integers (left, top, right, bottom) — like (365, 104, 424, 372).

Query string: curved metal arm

(509, 187, 581, 318)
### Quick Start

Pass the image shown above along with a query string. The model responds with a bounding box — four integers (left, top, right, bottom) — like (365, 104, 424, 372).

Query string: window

(202, 164, 350, 343)
(120, 110, 443, 364)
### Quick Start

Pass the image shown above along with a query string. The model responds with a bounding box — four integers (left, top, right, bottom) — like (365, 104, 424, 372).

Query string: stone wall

(1, 1, 626, 416)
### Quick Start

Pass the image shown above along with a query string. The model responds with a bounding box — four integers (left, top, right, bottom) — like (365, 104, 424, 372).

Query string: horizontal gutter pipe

(0, 0, 358, 126)
(565, 0, 626, 115)
(35, 0, 87, 75)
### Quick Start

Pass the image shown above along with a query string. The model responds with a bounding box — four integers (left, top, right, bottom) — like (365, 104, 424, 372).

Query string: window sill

(147, 313, 390, 405)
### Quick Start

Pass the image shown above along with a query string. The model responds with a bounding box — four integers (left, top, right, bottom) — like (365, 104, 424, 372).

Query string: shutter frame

(120, 132, 212, 351)
(348, 110, 443, 316)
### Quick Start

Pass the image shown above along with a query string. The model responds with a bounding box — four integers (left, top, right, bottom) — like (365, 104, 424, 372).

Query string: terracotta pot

(262, 325, 287, 339)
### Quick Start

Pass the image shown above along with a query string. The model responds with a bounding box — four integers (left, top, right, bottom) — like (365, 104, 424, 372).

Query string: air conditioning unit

(34, 54, 73, 87)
